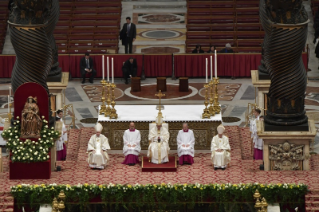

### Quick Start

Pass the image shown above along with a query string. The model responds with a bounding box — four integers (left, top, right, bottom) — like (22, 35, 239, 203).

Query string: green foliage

(11, 182, 308, 211)
(1, 116, 60, 163)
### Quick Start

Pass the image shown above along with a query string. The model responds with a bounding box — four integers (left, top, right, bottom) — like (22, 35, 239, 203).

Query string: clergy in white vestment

(250, 108, 263, 160)
(211, 125, 231, 170)
(147, 117, 170, 164)
(122, 122, 141, 166)
(55, 117, 68, 161)
(177, 123, 195, 165)
(87, 123, 111, 169)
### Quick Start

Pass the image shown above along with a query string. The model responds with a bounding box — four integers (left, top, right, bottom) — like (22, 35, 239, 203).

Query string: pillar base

(257, 120, 316, 171)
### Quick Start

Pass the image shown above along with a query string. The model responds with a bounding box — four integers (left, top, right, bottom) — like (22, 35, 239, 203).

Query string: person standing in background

(120, 17, 137, 54)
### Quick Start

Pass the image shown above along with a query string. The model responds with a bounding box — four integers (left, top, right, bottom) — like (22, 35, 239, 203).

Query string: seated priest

(122, 57, 137, 84)
(147, 117, 170, 164)
(211, 125, 231, 170)
(177, 123, 195, 165)
(122, 122, 141, 166)
(87, 123, 111, 169)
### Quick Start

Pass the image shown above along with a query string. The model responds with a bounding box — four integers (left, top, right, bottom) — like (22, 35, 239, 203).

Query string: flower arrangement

(1, 116, 60, 163)
(11, 182, 308, 210)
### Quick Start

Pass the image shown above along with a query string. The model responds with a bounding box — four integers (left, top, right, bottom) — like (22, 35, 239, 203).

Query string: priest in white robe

(147, 117, 170, 164)
(55, 117, 68, 161)
(122, 122, 141, 166)
(177, 123, 195, 165)
(250, 108, 263, 160)
(87, 123, 111, 169)
(211, 125, 231, 170)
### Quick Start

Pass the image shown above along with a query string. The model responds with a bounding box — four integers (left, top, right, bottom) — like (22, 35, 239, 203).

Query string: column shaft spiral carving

(263, 0, 309, 126)
(46, 0, 61, 77)
(8, 0, 53, 93)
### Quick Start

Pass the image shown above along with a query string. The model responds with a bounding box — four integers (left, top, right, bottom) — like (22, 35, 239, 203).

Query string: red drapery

(144, 54, 173, 77)
(173, 53, 308, 77)
(0, 53, 308, 78)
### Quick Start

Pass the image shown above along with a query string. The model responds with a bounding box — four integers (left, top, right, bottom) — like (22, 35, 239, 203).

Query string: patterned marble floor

(119, 0, 187, 53)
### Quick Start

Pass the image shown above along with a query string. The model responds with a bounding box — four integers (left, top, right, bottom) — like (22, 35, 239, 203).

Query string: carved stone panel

(269, 141, 305, 170)
(100, 120, 221, 150)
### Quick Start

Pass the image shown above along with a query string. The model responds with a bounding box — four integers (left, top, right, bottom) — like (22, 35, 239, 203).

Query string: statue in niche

(21, 96, 43, 138)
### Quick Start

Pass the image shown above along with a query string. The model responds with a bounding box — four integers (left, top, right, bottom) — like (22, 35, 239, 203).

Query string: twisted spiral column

(264, 21, 308, 125)
(9, 23, 53, 94)
(46, 0, 61, 77)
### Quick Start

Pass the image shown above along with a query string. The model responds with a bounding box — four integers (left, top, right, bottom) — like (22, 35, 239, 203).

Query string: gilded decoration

(101, 121, 220, 150)
(21, 96, 43, 138)
(269, 141, 305, 170)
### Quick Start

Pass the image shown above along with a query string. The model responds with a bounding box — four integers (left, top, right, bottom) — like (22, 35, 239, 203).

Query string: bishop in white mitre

(87, 123, 111, 169)
(122, 122, 141, 166)
(147, 117, 170, 164)
(177, 123, 195, 165)
(211, 125, 231, 170)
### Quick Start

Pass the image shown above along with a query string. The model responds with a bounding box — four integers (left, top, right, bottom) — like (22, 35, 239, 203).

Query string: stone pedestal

(257, 120, 316, 171)
(47, 72, 69, 171)
(251, 70, 270, 115)
(47, 72, 69, 113)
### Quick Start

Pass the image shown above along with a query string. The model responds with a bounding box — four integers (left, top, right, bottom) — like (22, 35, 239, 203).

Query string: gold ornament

(202, 84, 211, 119)
(99, 79, 107, 115)
(109, 83, 118, 119)
(213, 77, 221, 114)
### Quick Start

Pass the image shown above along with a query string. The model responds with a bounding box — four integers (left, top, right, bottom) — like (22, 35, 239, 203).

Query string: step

(306, 194, 319, 202)
(306, 201, 319, 207)
(306, 207, 319, 212)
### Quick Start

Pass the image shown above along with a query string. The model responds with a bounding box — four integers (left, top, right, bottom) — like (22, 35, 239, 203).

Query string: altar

(98, 105, 222, 150)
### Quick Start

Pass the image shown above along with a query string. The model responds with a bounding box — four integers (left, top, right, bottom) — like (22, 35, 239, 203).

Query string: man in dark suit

(219, 43, 234, 53)
(120, 17, 137, 54)
(192, 44, 204, 53)
(122, 57, 137, 84)
(80, 53, 96, 84)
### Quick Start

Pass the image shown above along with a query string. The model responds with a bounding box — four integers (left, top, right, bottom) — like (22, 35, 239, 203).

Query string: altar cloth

(98, 105, 222, 122)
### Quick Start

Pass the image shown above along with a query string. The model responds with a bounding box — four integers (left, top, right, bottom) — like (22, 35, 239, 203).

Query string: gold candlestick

(99, 80, 107, 115)
(208, 80, 215, 116)
(104, 82, 112, 117)
(109, 83, 118, 119)
(202, 84, 211, 119)
(213, 77, 221, 114)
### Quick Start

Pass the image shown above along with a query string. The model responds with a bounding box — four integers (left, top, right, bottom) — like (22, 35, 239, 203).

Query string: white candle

(107, 57, 109, 82)
(7, 95, 9, 114)
(214, 50, 217, 79)
(205, 58, 208, 83)
(210, 56, 212, 81)
(111, 57, 114, 84)
(102, 55, 105, 80)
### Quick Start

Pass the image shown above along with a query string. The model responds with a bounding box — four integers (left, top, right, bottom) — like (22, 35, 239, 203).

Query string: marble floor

(119, 0, 187, 53)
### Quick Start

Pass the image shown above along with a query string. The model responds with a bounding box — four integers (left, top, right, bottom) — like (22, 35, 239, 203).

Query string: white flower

(48, 133, 51, 136)
(42, 116, 45, 119)
(8, 138, 11, 141)
(38, 138, 41, 141)
(34, 152, 37, 155)
(14, 130, 17, 133)
(45, 125, 48, 128)
(10, 133, 12, 136)
(295, 207, 298, 211)
(30, 158, 33, 160)
(40, 147, 42, 149)
(43, 157, 46, 160)
(18, 150, 20, 152)
(51, 127, 54, 130)
(18, 157, 20, 159)
(16, 116, 19, 119)
(47, 155, 50, 158)
(17, 121, 20, 123)
(22, 157, 25, 160)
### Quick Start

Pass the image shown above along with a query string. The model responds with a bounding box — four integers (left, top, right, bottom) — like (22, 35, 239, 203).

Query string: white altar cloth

(98, 105, 222, 122)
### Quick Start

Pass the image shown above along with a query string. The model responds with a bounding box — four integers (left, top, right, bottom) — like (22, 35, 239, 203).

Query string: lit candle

(205, 58, 208, 83)
(210, 55, 212, 81)
(107, 56, 109, 82)
(111, 57, 114, 84)
(102, 55, 105, 80)
(214, 50, 217, 79)
(7, 95, 9, 114)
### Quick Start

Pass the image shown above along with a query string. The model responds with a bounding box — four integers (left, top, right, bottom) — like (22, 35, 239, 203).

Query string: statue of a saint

(21, 96, 42, 138)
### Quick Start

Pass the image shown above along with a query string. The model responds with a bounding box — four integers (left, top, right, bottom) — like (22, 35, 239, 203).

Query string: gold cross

(155, 90, 165, 108)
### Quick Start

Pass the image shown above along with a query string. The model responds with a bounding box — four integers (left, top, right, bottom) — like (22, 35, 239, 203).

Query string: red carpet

(142, 156, 177, 172)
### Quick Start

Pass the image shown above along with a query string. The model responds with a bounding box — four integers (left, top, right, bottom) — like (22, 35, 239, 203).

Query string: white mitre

(95, 123, 103, 132)
(155, 115, 163, 125)
(217, 124, 225, 134)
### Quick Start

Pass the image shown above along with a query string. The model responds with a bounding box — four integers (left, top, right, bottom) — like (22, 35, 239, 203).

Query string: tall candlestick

(210, 56, 212, 81)
(7, 95, 9, 114)
(205, 58, 208, 83)
(9, 87, 11, 103)
(214, 50, 217, 79)
(107, 57, 109, 82)
(111, 57, 114, 84)
(102, 55, 105, 80)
